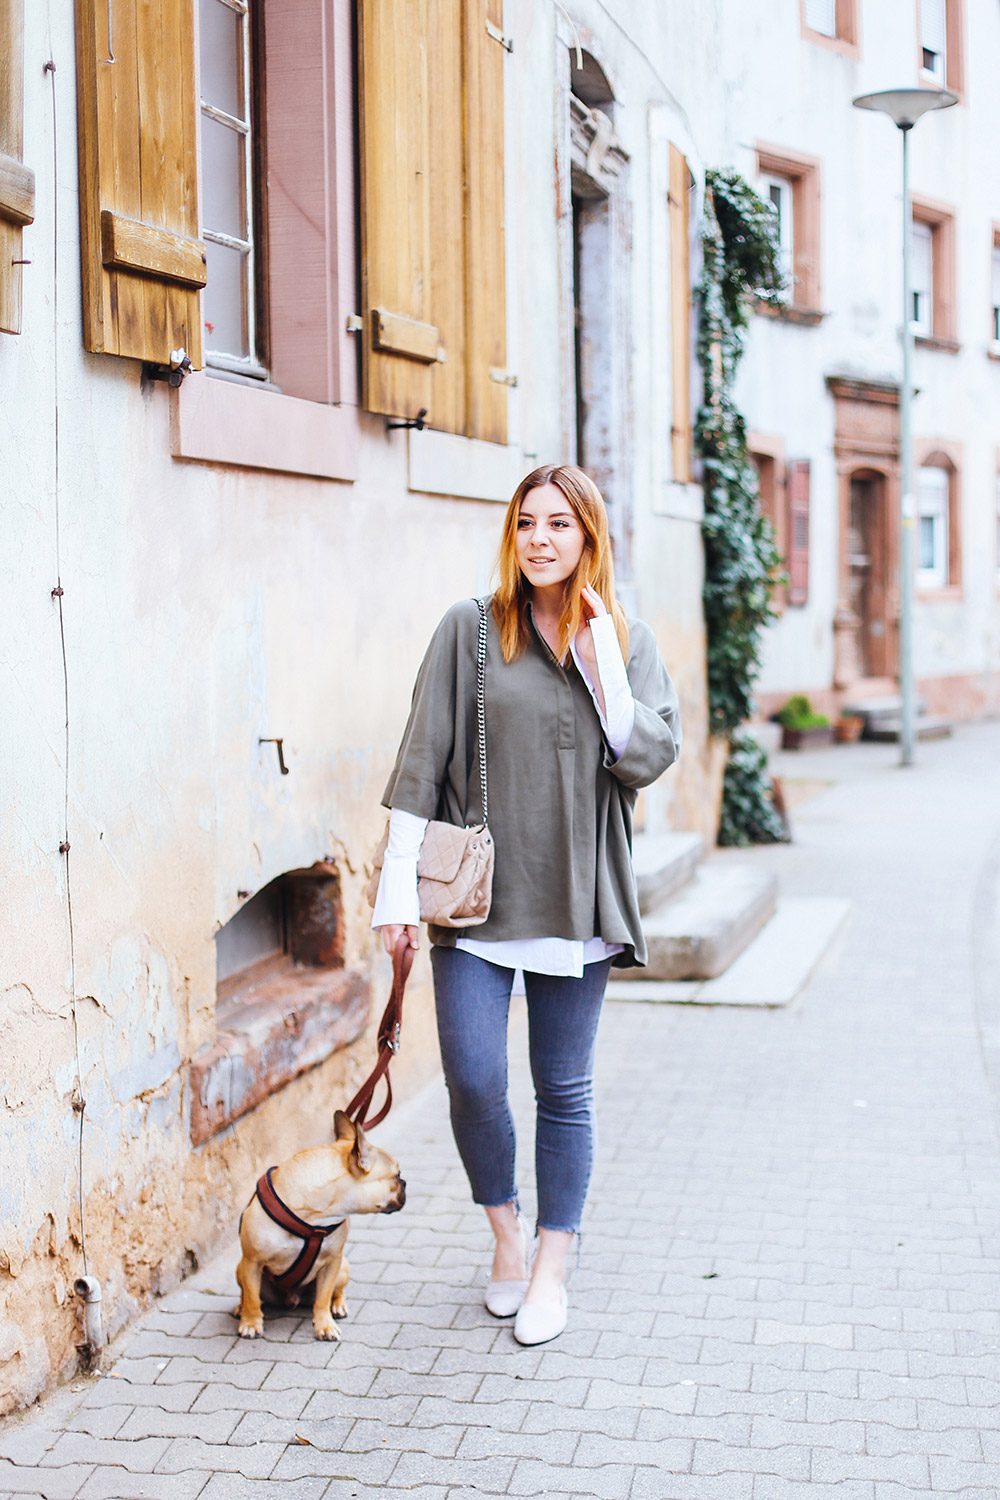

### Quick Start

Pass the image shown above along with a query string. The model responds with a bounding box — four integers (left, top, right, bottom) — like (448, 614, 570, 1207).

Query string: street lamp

(852, 87, 957, 766)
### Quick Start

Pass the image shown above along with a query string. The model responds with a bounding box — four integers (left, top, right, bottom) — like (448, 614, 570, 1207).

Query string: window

(761, 174, 795, 295)
(991, 232, 1000, 352)
(749, 438, 787, 610)
(190, 863, 369, 1147)
(755, 146, 822, 317)
(911, 220, 933, 337)
(996, 469, 1000, 578)
(917, 466, 949, 588)
(199, 0, 263, 376)
(917, 0, 965, 96)
(801, 0, 859, 52)
(669, 144, 692, 483)
(920, 0, 946, 81)
(0, 0, 35, 336)
(910, 199, 957, 347)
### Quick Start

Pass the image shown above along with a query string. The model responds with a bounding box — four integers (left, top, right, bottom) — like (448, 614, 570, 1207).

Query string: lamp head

(852, 87, 958, 129)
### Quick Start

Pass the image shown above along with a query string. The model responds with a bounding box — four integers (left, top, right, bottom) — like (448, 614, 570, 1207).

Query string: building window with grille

(199, 0, 265, 377)
(917, 465, 950, 589)
(801, 0, 859, 53)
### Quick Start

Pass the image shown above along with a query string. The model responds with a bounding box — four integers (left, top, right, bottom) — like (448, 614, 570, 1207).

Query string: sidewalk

(3, 720, 1000, 1499)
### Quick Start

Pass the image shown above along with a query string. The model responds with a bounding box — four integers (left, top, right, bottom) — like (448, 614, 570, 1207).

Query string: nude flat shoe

(485, 1217, 530, 1318)
(513, 1284, 567, 1346)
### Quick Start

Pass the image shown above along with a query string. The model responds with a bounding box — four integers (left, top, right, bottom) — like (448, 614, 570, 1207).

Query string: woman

(372, 463, 680, 1345)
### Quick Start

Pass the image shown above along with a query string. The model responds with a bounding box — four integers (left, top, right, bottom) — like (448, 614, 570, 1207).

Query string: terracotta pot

(834, 715, 865, 744)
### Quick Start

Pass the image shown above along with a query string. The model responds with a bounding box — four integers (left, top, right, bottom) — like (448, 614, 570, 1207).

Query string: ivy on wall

(695, 169, 788, 846)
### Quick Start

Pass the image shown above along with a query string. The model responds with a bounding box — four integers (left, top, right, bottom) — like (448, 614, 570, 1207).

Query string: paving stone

(455, 1424, 578, 1463)
(198, 1478, 327, 1500)
(189, 1384, 309, 1418)
(507, 1458, 633, 1498)
(40, 1435, 171, 1473)
(81, 1384, 204, 1415)
(77, 1471, 209, 1500)
(0, 1464, 95, 1498)
(631, 1472, 752, 1500)
(344, 1418, 464, 1458)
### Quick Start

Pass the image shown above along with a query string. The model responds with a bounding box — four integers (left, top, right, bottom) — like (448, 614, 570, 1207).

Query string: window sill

(914, 335, 960, 354)
(407, 427, 526, 503)
(189, 966, 370, 1146)
(756, 302, 825, 327)
(801, 27, 860, 60)
(916, 584, 962, 601)
(987, 345, 1000, 362)
(171, 371, 359, 480)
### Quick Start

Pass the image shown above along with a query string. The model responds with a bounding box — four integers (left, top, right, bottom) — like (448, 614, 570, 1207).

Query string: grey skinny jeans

(430, 945, 611, 1233)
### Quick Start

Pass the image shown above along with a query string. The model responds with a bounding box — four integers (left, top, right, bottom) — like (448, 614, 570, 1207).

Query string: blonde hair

(493, 464, 629, 665)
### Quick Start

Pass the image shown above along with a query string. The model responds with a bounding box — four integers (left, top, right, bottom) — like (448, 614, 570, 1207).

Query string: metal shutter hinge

(485, 20, 513, 51)
(489, 368, 518, 387)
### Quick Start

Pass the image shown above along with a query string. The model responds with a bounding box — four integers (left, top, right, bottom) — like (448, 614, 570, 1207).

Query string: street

(3, 720, 1000, 1498)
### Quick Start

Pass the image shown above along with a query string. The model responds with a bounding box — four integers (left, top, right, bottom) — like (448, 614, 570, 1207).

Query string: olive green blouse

(381, 597, 681, 967)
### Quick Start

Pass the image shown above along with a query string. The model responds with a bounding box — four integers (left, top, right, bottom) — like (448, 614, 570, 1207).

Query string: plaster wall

(714, 0, 1000, 707)
(1, 0, 714, 1410)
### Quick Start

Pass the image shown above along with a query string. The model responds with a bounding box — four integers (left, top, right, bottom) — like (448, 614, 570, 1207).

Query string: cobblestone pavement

(4, 721, 1000, 1499)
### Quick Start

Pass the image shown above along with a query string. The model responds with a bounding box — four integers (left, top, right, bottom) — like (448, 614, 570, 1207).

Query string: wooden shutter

(75, 0, 205, 366)
(669, 144, 691, 483)
(0, 0, 34, 335)
(358, 0, 507, 442)
(358, 0, 438, 424)
(464, 0, 507, 445)
(786, 459, 810, 606)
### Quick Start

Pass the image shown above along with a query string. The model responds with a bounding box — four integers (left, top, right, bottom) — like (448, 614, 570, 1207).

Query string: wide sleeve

(603, 619, 681, 789)
(380, 600, 477, 820)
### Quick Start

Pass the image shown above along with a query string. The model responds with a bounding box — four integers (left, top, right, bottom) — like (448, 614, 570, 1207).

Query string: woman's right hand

(379, 924, 420, 956)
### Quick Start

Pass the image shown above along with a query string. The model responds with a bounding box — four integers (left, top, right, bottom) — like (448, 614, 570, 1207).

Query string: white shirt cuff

(573, 615, 635, 759)
(371, 808, 427, 928)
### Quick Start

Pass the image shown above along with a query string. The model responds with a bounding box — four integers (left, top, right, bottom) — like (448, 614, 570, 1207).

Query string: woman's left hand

(580, 584, 607, 623)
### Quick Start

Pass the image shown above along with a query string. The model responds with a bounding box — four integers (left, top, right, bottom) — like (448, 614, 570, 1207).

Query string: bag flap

(418, 822, 478, 885)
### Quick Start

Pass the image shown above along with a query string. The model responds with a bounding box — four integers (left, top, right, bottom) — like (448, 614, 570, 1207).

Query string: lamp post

(852, 87, 957, 766)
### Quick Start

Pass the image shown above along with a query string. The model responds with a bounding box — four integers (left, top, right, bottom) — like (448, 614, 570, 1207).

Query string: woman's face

(515, 484, 587, 590)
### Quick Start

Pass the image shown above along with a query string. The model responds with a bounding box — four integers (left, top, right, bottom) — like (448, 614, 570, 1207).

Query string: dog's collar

(255, 1167, 345, 1294)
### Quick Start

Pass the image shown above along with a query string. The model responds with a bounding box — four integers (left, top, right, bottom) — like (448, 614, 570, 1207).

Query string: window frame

(989, 226, 1000, 357)
(910, 196, 958, 351)
(755, 144, 822, 321)
(916, 465, 949, 590)
(748, 433, 787, 612)
(198, 0, 268, 380)
(916, 0, 965, 99)
(800, 0, 860, 58)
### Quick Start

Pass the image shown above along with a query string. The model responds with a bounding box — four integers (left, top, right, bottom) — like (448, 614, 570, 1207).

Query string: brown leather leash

(343, 934, 415, 1130)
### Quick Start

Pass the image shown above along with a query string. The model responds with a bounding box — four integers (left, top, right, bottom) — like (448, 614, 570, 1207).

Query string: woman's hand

(379, 923, 420, 956)
(580, 583, 607, 623)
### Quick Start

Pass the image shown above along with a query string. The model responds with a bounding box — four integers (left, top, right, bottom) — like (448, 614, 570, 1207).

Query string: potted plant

(834, 711, 865, 744)
(774, 694, 833, 750)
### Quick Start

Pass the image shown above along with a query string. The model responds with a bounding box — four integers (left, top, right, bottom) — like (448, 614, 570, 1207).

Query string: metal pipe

(899, 123, 915, 767)
(74, 1275, 104, 1353)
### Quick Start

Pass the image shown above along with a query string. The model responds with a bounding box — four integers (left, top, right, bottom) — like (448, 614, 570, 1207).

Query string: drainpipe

(74, 1276, 104, 1365)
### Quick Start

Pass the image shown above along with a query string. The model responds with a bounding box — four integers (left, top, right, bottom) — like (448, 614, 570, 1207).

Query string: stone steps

(620, 855, 779, 981)
(631, 831, 704, 914)
(864, 714, 953, 743)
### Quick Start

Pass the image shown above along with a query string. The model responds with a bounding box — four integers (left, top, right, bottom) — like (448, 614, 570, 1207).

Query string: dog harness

(254, 1168, 345, 1294)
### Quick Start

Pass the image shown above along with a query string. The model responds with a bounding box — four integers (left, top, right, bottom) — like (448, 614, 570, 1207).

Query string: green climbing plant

(696, 168, 788, 846)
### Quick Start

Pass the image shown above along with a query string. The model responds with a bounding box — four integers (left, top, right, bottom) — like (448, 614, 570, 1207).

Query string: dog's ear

(333, 1109, 356, 1144)
(351, 1124, 374, 1175)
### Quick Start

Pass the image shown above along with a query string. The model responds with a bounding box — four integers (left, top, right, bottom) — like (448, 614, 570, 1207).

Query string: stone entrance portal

(827, 377, 901, 691)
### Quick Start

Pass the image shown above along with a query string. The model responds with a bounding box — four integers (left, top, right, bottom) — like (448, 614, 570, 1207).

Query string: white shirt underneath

(371, 613, 635, 977)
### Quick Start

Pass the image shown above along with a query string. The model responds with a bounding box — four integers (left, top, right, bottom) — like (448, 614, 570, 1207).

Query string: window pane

(804, 0, 837, 37)
(199, 0, 245, 121)
(910, 221, 933, 335)
(992, 246, 1000, 341)
(201, 114, 246, 239)
(203, 239, 248, 357)
(919, 516, 936, 572)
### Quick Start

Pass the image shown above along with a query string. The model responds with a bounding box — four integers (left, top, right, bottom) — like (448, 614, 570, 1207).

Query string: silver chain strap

(476, 598, 489, 825)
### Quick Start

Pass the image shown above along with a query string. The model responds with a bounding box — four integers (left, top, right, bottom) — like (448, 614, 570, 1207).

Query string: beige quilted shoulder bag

(366, 599, 494, 928)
